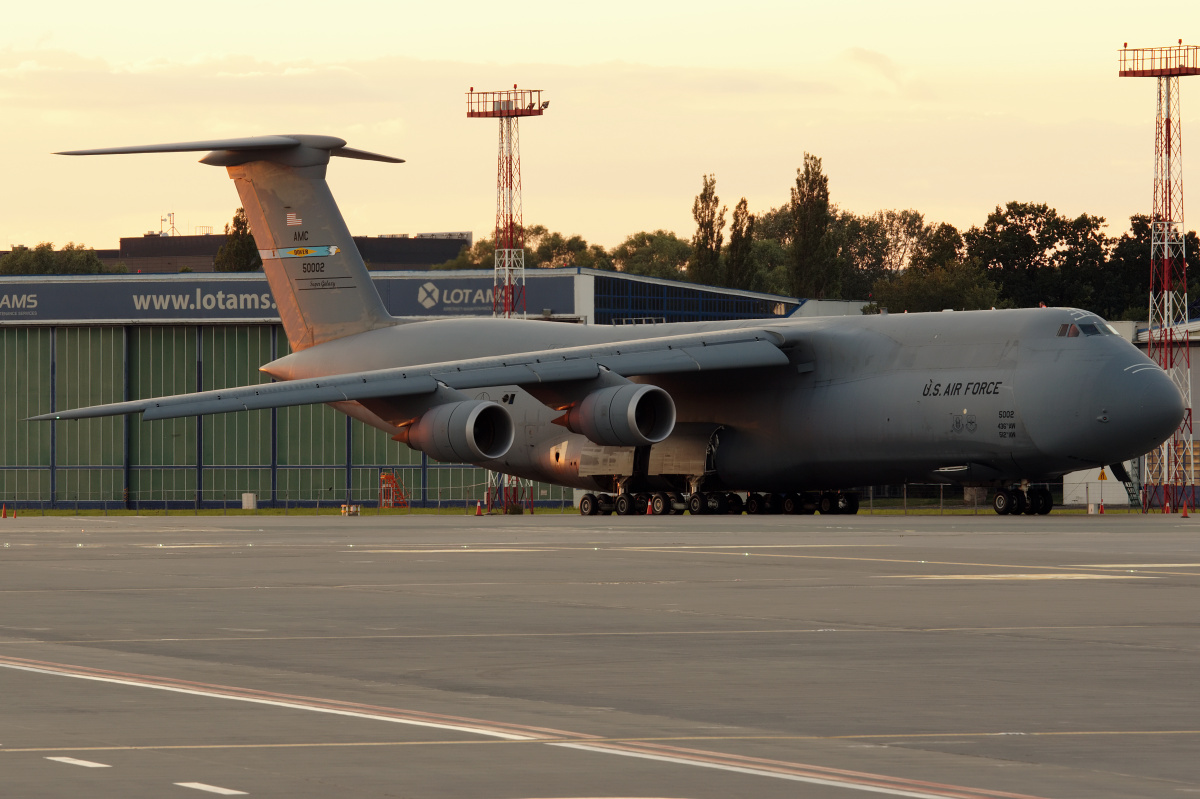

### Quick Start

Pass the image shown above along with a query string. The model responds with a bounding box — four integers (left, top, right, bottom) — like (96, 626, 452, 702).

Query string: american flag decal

(286, 212, 303, 226)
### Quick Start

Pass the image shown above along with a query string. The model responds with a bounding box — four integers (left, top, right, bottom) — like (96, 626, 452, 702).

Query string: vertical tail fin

(59, 134, 404, 351)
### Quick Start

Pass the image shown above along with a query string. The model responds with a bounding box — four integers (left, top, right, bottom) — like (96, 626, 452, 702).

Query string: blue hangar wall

(0, 269, 802, 509)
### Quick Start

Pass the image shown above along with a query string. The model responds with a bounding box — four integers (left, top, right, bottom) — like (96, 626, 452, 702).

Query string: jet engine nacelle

(566, 384, 676, 447)
(406, 400, 515, 463)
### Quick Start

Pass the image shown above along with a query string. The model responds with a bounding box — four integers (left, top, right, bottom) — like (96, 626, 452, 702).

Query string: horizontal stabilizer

(57, 134, 403, 164)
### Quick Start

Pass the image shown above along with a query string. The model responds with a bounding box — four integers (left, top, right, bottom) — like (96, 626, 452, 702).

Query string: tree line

(7, 171, 1198, 321)
(437, 154, 1200, 319)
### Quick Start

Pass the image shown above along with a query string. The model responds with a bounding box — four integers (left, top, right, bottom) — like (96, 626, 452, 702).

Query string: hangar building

(0, 268, 847, 510)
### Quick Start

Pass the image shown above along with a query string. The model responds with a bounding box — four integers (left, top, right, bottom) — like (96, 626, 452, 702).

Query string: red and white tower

(1120, 42, 1200, 511)
(467, 85, 547, 512)
(467, 85, 547, 319)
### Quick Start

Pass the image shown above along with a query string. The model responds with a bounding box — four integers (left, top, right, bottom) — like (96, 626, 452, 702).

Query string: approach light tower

(1120, 41, 1200, 512)
(467, 85, 547, 513)
(467, 85, 548, 319)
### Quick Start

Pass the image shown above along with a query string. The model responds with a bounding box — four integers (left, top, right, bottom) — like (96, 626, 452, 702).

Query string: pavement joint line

(9, 730, 1200, 753)
(0, 623, 1165, 646)
(0, 654, 1046, 799)
(613, 547, 1200, 575)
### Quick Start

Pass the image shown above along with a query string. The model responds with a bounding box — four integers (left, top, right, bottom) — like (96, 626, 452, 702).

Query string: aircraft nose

(1098, 361, 1185, 460)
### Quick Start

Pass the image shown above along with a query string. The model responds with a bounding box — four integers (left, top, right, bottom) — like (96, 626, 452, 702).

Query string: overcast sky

(1, 1, 1195, 251)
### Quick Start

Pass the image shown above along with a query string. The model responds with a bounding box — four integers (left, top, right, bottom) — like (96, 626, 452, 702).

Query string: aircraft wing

(29, 328, 794, 422)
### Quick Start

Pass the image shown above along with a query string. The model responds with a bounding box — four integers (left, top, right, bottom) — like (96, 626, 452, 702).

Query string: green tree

(213, 208, 262, 272)
(877, 209, 926, 274)
(870, 259, 1000, 313)
(526, 225, 613, 270)
(434, 237, 495, 270)
(726, 198, 756, 291)
(909, 222, 964, 271)
(747, 239, 791, 295)
(789, 153, 839, 298)
(963, 202, 1065, 308)
(0, 242, 106, 275)
(830, 211, 888, 301)
(754, 205, 793, 246)
(690, 174, 726, 286)
(610, 230, 691, 281)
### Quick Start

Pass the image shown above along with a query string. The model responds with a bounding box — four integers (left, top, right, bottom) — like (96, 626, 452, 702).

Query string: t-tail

(58, 134, 403, 351)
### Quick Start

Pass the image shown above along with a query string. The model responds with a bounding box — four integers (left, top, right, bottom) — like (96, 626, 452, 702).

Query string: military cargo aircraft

(32, 135, 1185, 516)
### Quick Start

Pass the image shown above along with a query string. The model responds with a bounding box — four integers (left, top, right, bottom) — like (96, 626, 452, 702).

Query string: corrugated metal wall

(0, 324, 571, 509)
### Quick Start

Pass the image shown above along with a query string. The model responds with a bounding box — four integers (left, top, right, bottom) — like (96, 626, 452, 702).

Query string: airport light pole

(1119, 42, 1199, 512)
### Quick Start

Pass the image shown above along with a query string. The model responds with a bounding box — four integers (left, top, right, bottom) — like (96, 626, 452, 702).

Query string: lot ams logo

(0, 294, 37, 310)
(416, 282, 495, 310)
(417, 282, 440, 309)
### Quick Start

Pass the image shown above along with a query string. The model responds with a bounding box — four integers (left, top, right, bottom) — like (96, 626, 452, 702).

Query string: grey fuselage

(263, 306, 1184, 494)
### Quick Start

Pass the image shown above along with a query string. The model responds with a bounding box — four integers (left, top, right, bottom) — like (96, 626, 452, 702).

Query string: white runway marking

(2, 656, 1049, 799)
(45, 756, 110, 768)
(552, 743, 976, 799)
(1068, 563, 1200, 568)
(892, 574, 1157, 581)
(352, 548, 553, 553)
(174, 783, 247, 795)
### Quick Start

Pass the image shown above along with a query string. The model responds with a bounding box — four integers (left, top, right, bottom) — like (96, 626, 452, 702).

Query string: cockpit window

(1077, 323, 1100, 336)
(1056, 324, 1069, 337)
(1066, 324, 1080, 337)
(1105, 323, 1120, 335)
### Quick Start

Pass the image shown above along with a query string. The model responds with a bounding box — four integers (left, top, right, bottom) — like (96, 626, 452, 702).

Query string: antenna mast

(467, 84, 547, 319)
(467, 84, 548, 513)
(1120, 41, 1200, 512)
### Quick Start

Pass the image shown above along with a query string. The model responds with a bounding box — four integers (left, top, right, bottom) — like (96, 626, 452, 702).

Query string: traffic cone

(1182, 502, 1190, 518)
(1099, 501, 1104, 514)
(646, 497, 653, 515)
(2, 504, 6, 518)
(475, 501, 482, 517)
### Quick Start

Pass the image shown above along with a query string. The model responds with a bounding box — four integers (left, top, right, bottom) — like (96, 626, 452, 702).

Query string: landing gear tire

(1010, 489, 1028, 515)
(669, 492, 685, 514)
(579, 493, 598, 516)
(598, 494, 614, 515)
(782, 493, 803, 515)
(746, 493, 765, 515)
(615, 494, 634, 516)
(725, 493, 744, 515)
(763, 493, 782, 514)
(838, 493, 860, 515)
(818, 492, 839, 515)
(651, 492, 670, 515)
(710, 492, 729, 514)
(1028, 486, 1053, 515)
(688, 492, 707, 515)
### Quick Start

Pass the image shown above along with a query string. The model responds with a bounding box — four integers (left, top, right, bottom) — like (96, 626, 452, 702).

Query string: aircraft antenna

(467, 84, 548, 513)
(1120, 41, 1200, 512)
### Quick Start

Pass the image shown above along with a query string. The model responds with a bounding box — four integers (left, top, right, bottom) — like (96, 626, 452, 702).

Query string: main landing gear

(578, 491, 860, 516)
(992, 486, 1053, 516)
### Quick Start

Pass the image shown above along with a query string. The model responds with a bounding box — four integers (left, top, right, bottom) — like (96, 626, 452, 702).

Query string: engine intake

(405, 400, 514, 463)
(566, 384, 676, 447)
